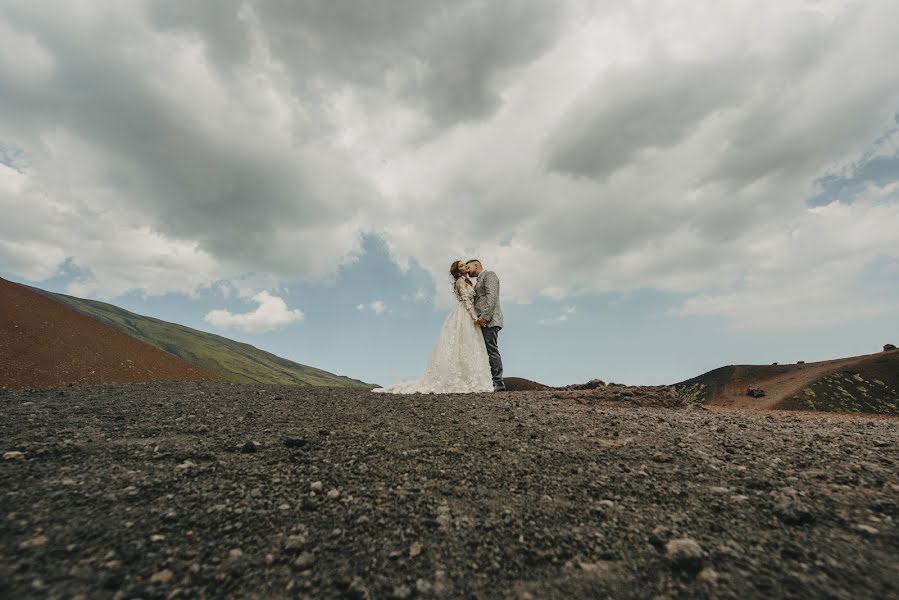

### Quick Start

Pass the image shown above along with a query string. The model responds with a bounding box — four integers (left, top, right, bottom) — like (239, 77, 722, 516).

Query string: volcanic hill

(0, 277, 214, 388)
(675, 348, 899, 416)
(22, 282, 369, 387)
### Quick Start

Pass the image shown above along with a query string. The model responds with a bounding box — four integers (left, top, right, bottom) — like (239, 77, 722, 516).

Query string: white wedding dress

(372, 278, 494, 394)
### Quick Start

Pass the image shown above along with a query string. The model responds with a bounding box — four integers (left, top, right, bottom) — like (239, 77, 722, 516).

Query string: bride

(372, 260, 494, 394)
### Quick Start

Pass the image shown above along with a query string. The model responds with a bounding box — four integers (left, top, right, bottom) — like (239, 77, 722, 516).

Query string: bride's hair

(450, 260, 472, 298)
(450, 260, 465, 281)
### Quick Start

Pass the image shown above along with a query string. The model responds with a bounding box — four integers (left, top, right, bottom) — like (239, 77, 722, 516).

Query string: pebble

(294, 551, 315, 568)
(409, 542, 423, 557)
(150, 569, 174, 584)
(652, 452, 671, 463)
(175, 460, 197, 473)
(392, 584, 412, 599)
(697, 567, 719, 584)
(19, 535, 49, 550)
(666, 538, 704, 572)
(228, 548, 243, 560)
(3, 451, 26, 461)
(855, 524, 879, 536)
(240, 441, 258, 453)
(310, 481, 323, 491)
(327, 488, 341, 499)
(284, 437, 307, 448)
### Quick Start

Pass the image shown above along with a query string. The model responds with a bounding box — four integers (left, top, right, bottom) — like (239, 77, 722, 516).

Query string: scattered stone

(747, 386, 766, 398)
(19, 535, 49, 550)
(310, 481, 323, 491)
(327, 488, 341, 499)
(855, 524, 879, 536)
(293, 551, 315, 568)
(175, 460, 197, 473)
(409, 542, 423, 557)
(652, 452, 671, 463)
(697, 567, 719, 585)
(228, 548, 243, 560)
(666, 538, 704, 573)
(240, 441, 258, 454)
(3, 451, 26, 461)
(392, 584, 412, 599)
(773, 497, 815, 525)
(284, 535, 307, 553)
(150, 569, 174, 584)
(284, 437, 307, 448)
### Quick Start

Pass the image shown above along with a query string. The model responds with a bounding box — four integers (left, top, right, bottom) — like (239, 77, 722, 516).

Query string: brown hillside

(676, 349, 899, 415)
(503, 377, 553, 391)
(0, 277, 216, 389)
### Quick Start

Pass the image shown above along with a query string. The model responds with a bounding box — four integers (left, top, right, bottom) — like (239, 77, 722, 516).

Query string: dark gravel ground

(1, 381, 897, 599)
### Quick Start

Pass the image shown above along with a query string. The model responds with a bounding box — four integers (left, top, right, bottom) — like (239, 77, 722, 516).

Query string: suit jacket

(473, 270, 503, 329)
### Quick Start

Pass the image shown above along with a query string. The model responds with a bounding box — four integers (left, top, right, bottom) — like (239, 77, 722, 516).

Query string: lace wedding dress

(372, 278, 494, 394)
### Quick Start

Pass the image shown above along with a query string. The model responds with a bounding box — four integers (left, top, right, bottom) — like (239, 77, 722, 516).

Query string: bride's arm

(456, 279, 479, 320)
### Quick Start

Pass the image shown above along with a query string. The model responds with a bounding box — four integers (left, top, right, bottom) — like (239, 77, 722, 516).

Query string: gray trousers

(481, 326, 505, 391)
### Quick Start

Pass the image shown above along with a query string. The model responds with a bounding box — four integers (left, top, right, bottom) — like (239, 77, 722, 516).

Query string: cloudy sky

(2, 0, 898, 387)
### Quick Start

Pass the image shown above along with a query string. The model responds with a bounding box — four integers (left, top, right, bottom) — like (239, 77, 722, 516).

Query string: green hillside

(28, 286, 370, 387)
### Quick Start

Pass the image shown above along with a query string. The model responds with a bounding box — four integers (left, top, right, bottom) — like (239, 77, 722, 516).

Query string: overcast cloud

(2, 0, 898, 328)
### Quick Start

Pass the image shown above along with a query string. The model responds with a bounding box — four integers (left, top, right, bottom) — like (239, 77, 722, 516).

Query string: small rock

(284, 437, 307, 448)
(228, 548, 243, 560)
(150, 569, 174, 584)
(697, 567, 719, 585)
(284, 535, 307, 553)
(409, 542, 423, 557)
(392, 584, 412, 599)
(327, 488, 341, 499)
(310, 481, 323, 492)
(294, 551, 315, 568)
(3, 451, 26, 461)
(652, 452, 671, 463)
(175, 460, 197, 473)
(855, 524, 879, 536)
(240, 441, 258, 454)
(773, 497, 814, 525)
(19, 535, 49, 550)
(666, 538, 704, 573)
(416, 578, 433, 593)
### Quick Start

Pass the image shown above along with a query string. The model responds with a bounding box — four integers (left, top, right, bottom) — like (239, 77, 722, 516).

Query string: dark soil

(2, 382, 897, 599)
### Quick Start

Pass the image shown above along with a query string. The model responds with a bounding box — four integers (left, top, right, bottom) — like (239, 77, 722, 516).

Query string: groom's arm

(479, 272, 500, 323)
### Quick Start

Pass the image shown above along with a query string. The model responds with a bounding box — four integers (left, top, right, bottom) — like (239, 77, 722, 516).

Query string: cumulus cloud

(2, 0, 899, 328)
(204, 291, 304, 333)
(357, 300, 388, 315)
(537, 305, 576, 326)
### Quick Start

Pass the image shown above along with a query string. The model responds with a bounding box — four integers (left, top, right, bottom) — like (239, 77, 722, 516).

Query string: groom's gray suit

(473, 271, 505, 391)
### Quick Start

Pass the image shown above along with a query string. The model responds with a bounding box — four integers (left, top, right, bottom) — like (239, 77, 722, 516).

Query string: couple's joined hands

(474, 317, 488, 328)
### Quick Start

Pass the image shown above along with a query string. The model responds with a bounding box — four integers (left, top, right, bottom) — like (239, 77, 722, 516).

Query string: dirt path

(2, 382, 897, 599)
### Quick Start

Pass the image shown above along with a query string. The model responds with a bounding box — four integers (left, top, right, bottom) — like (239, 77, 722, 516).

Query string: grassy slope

(28, 286, 369, 387)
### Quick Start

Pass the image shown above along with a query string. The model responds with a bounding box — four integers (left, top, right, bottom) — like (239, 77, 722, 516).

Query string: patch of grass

(673, 383, 707, 406)
(803, 388, 816, 398)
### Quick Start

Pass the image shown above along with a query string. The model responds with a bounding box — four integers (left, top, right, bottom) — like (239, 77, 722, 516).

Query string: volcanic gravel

(1, 382, 897, 599)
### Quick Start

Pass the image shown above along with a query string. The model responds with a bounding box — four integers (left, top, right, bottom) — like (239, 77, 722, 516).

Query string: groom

(467, 259, 506, 392)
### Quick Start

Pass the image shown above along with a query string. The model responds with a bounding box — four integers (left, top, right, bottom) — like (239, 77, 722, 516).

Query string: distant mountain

(1, 277, 214, 388)
(26, 284, 370, 387)
(674, 348, 899, 416)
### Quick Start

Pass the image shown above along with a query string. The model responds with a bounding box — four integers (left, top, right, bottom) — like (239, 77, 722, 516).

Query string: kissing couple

(373, 259, 506, 394)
